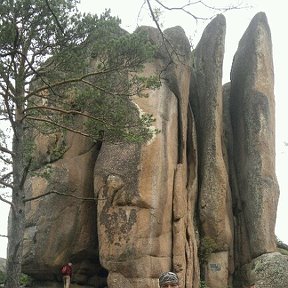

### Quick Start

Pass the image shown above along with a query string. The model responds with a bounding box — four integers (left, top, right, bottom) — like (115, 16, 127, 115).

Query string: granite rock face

(230, 12, 279, 263)
(22, 12, 285, 288)
(190, 14, 234, 288)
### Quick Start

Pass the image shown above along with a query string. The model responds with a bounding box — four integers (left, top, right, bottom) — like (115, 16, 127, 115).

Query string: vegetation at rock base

(0, 270, 5, 285)
(199, 236, 217, 264)
(0, 270, 32, 287)
(276, 237, 288, 255)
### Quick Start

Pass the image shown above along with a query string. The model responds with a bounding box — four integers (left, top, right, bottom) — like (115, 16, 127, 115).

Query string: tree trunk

(5, 120, 26, 288)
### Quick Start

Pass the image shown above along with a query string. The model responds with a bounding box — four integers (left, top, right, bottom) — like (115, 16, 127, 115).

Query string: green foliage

(0, 2, 160, 286)
(20, 273, 33, 286)
(0, 270, 5, 284)
(23, 138, 36, 164)
(0, 0, 160, 146)
(278, 247, 288, 256)
(199, 280, 207, 288)
(30, 164, 53, 180)
(199, 236, 217, 264)
(199, 280, 232, 288)
(0, 268, 30, 286)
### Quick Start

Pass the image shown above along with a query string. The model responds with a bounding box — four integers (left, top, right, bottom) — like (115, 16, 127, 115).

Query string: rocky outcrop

(22, 12, 285, 288)
(190, 14, 234, 288)
(230, 12, 279, 263)
(23, 133, 101, 284)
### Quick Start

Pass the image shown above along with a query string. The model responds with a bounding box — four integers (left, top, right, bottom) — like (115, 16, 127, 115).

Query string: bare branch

(44, 0, 64, 34)
(146, 0, 174, 64)
(0, 172, 13, 181)
(0, 154, 13, 164)
(199, 0, 250, 12)
(152, 0, 249, 22)
(24, 105, 111, 127)
(24, 190, 97, 202)
(0, 194, 13, 206)
(12, 48, 61, 101)
(0, 81, 15, 99)
(0, 51, 17, 57)
(25, 116, 91, 138)
(0, 179, 14, 189)
(146, 0, 189, 73)
(0, 145, 15, 157)
(25, 70, 108, 100)
(0, 234, 8, 238)
(20, 158, 32, 189)
(154, 0, 202, 20)
(146, 0, 165, 38)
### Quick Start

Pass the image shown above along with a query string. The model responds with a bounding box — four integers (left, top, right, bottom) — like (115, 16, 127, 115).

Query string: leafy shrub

(199, 236, 217, 263)
(20, 273, 33, 286)
(0, 270, 5, 284)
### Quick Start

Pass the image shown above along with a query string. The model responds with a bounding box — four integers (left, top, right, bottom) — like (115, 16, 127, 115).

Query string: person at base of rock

(158, 271, 180, 288)
(61, 262, 73, 288)
(243, 283, 256, 288)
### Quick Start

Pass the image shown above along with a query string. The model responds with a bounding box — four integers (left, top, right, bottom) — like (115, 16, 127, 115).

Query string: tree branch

(0, 145, 15, 157)
(24, 190, 97, 202)
(0, 154, 13, 164)
(0, 51, 17, 57)
(0, 179, 14, 189)
(146, 0, 186, 71)
(44, 0, 65, 34)
(1, 172, 13, 181)
(154, 0, 202, 20)
(24, 67, 121, 101)
(24, 105, 111, 127)
(25, 116, 91, 138)
(0, 194, 13, 206)
(20, 158, 32, 189)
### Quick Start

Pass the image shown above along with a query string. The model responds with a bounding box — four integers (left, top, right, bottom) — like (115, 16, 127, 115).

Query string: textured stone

(22, 12, 283, 288)
(190, 14, 234, 288)
(230, 12, 279, 266)
(253, 252, 288, 287)
(94, 25, 199, 288)
(23, 132, 99, 281)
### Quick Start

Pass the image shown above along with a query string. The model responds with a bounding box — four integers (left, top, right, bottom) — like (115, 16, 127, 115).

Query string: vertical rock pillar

(190, 14, 234, 288)
(230, 12, 279, 265)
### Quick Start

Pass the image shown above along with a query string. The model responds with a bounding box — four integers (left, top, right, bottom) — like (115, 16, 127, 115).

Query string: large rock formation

(22, 12, 287, 288)
(190, 14, 234, 288)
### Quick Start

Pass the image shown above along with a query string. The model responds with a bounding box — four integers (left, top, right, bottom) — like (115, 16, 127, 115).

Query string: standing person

(158, 272, 180, 288)
(61, 262, 73, 288)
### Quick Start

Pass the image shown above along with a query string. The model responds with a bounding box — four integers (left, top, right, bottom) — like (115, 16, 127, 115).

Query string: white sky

(0, 0, 287, 258)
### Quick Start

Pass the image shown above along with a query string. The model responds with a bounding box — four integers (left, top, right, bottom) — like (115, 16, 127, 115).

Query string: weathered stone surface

(190, 14, 234, 288)
(235, 252, 288, 287)
(94, 26, 199, 288)
(252, 252, 288, 287)
(205, 252, 230, 288)
(23, 132, 100, 282)
(22, 12, 284, 288)
(230, 12, 279, 266)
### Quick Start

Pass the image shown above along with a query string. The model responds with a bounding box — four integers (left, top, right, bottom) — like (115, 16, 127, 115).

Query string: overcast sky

(0, 0, 287, 258)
